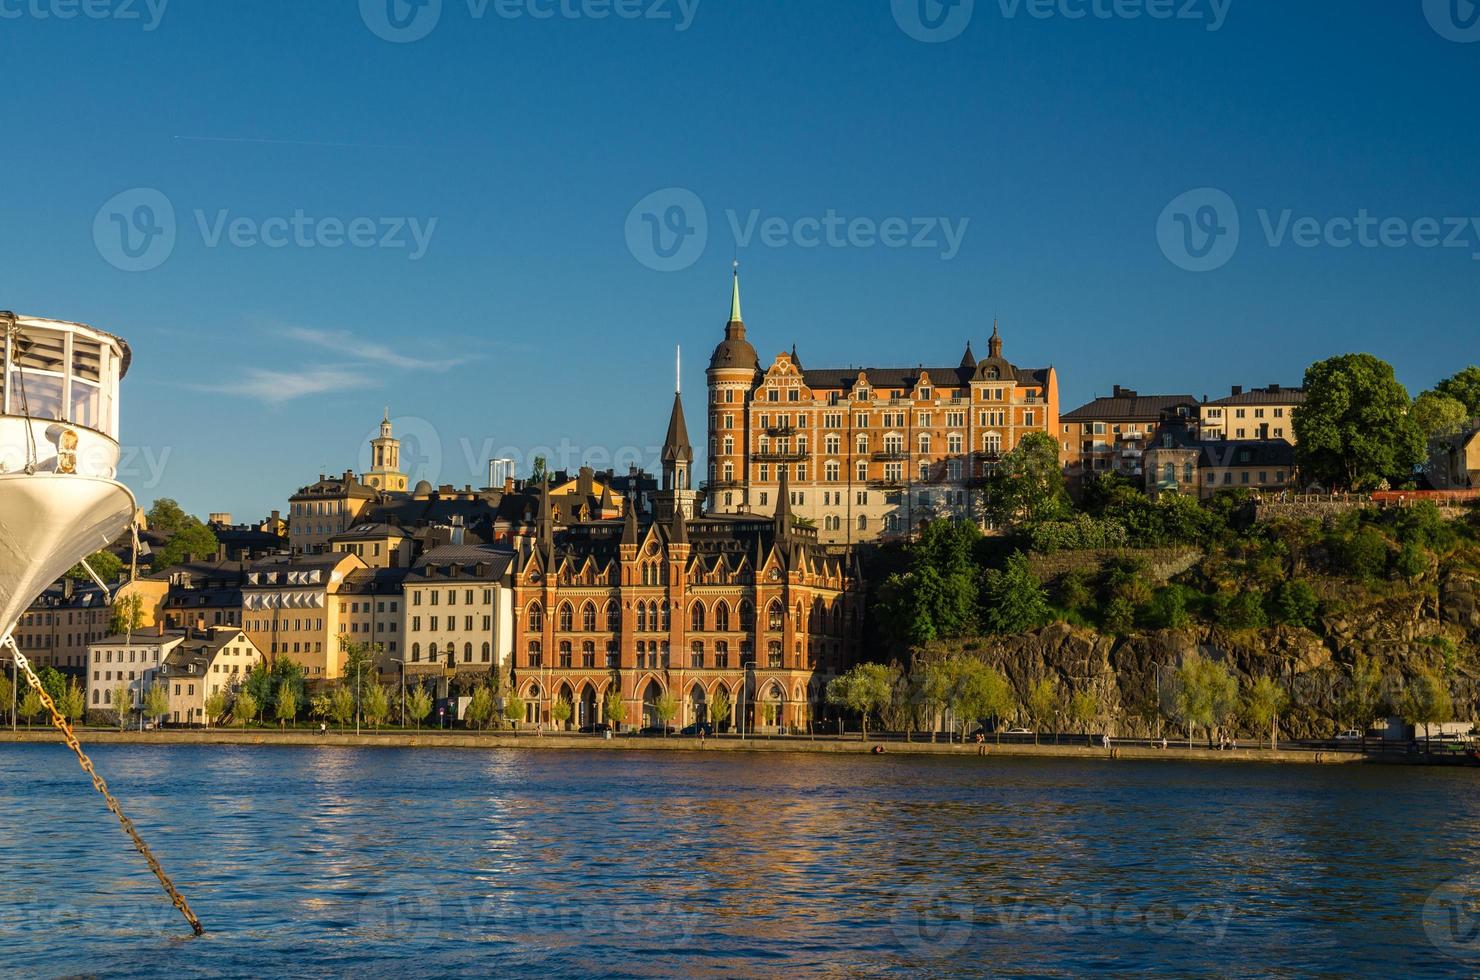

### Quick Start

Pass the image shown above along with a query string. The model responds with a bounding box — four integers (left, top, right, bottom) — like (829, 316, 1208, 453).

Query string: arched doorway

(578, 684, 597, 729)
(689, 684, 707, 728)
(763, 682, 785, 732)
(642, 680, 664, 729)
(555, 683, 574, 731)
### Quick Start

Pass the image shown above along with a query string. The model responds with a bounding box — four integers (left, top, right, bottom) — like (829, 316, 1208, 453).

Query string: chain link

(5, 634, 204, 936)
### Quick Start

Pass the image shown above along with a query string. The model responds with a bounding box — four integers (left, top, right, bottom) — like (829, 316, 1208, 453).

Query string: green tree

(505, 693, 528, 730)
(234, 689, 258, 727)
(1102, 597, 1136, 635)
(939, 657, 1014, 743)
(1025, 677, 1060, 744)
(108, 594, 146, 636)
(1342, 653, 1384, 733)
(1147, 587, 1190, 630)
(1294, 353, 1426, 490)
(340, 640, 378, 726)
(146, 498, 189, 535)
(152, 519, 219, 570)
(825, 663, 894, 740)
(1273, 579, 1320, 629)
(309, 693, 333, 726)
(274, 679, 298, 728)
(1163, 655, 1238, 747)
(551, 696, 574, 731)
(329, 686, 356, 730)
(59, 680, 85, 726)
(362, 684, 390, 729)
(1434, 365, 1480, 417)
(67, 550, 123, 583)
(1412, 391, 1470, 440)
(877, 520, 982, 646)
(1401, 670, 1454, 751)
(19, 688, 44, 727)
(143, 682, 169, 728)
(710, 688, 732, 734)
(111, 683, 131, 731)
(465, 686, 494, 730)
(1069, 688, 1099, 736)
(37, 667, 67, 706)
(1243, 676, 1289, 749)
(0, 674, 13, 727)
(653, 692, 679, 734)
(984, 432, 1070, 527)
(407, 686, 434, 730)
(204, 689, 228, 728)
(982, 553, 1052, 634)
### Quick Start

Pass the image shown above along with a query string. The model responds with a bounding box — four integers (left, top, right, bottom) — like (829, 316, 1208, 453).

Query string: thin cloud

(279, 326, 466, 372)
(211, 368, 362, 404)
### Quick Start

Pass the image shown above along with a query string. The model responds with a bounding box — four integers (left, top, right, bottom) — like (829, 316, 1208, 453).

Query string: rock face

(939, 587, 1480, 740)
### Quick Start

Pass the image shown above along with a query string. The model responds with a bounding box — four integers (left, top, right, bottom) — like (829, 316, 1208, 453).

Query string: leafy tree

(1294, 353, 1425, 490)
(20, 688, 44, 726)
(1221, 591, 1268, 631)
(0, 674, 12, 727)
(761, 702, 779, 728)
(530, 456, 548, 483)
(152, 519, 219, 570)
(1146, 587, 1191, 630)
(983, 432, 1071, 527)
(329, 686, 355, 730)
(111, 683, 131, 731)
(1102, 597, 1136, 635)
(309, 693, 333, 725)
(143, 682, 170, 727)
(1069, 688, 1099, 736)
(1243, 676, 1288, 749)
(934, 657, 1011, 743)
(1434, 365, 1480, 417)
(363, 684, 390, 729)
(1164, 655, 1238, 747)
(710, 689, 732, 734)
(108, 594, 146, 636)
(551, 696, 573, 730)
(67, 550, 123, 583)
(204, 689, 228, 728)
(982, 553, 1052, 634)
(146, 498, 190, 535)
(1273, 579, 1320, 629)
(1401, 670, 1454, 750)
(1412, 391, 1470, 440)
(654, 692, 679, 734)
(825, 663, 894, 740)
(37, 667, 66, 706)
(233, 690, 259, 727)
(876, 520, 982, 646)
(407, 686, 434, 730)
(505, 693, 528, 730)
(1394, 541, 1429, 580)
(274, 679, 298, 728)
(59, 680, 85, 726)
(1056, 570, 1093, 612)
(465, 686, 494, 730)
(1342, 653, 1384, 733)
(603, 689, 626, 730)
(1025, 677, 1060, 744)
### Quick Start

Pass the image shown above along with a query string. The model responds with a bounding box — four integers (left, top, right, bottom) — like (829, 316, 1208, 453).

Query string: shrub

(1027, 514, 1129, 553)
(1214, 590, 1267, 630)
(1272, 579, 1320, 629)
(1102, 597, 1136, 635)
(1334, 526, 1389, 581)
(1393, 541, 1429, 580)
(1056, 570, 1093, 611)
(1146, 586, 1191, 630)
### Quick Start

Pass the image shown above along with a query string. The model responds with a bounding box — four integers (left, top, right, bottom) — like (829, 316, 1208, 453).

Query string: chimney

(503, 476, 516, 495)
(1267, 384, 1280, 393)
(1231, 385, 1243, 397)
(578, 466, 594, 499)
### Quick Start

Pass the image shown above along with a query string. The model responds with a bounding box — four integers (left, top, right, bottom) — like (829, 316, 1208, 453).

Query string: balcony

(871, 450, 908, 462)
(868, 479, 907, 490)
(752, 450, 807, 463)
(701, 479, 744, 492)
(764, 424, 797, 437)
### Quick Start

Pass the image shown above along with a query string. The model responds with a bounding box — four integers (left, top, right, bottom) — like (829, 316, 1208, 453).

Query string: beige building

(240, 552, 366, 679)
(329, 523, 414, 568)
(362, 411, 409, 492)
(12, 577, 169, 670)
(1060, 387, 1201, 484)
(1202, 385, 1305, 442)
(334, 567, 410, 673)
(86, 629, 180, 715)
(1196, 440, 1297, 498)
(705, 274, 1060, 543)
(288, 470, 379, 555)
(158, 627, 264, 726)
(402, 546, 515, 691)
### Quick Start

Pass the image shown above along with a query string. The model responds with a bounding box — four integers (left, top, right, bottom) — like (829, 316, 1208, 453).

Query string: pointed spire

(988, 319, 1003, 359)
(622, 493, 639, 546)
(790, 342, 802, 370)
(960, 341, 977, 369)
(729, 261, 743, 323)
(775, 464, 792, 539)
(662, 392, 693, 466)
(670, 504, 688, 546)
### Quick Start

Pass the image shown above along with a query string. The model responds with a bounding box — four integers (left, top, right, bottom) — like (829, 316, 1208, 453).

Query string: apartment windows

(946, 411, 965, 427)
(947, 433, 962, 454)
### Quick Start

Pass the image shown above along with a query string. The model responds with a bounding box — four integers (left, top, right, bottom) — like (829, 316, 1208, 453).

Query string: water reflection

(1, 746, 1477, 977)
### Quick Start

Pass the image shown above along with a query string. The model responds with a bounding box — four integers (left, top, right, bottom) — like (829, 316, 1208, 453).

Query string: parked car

(639, 725, 676, 736)
(1002, 727, 1033, 735)
(1334, 729, 1365, 741)
(578, 723, 612, 735)
(679, 723, 713, 737)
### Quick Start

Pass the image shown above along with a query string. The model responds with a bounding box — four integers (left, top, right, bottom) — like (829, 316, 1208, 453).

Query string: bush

(1273, 579, 1320, 629)
(1146, 586, 1191, 630)
(1056, 570, 1093, 611)
(1393, 541, 1429, 580)
(1027, 514, 1129, 553)
(1334, 526, 1389, 581)
(1102, 597, 1136, 635)
(1214, 590, 1268, 630)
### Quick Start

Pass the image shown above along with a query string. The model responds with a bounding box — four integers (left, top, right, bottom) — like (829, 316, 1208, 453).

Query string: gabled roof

(800, 365, 1050, 391)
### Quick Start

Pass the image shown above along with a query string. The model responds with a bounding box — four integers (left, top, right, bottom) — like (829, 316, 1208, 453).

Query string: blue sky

(2, 0, 1477, 519)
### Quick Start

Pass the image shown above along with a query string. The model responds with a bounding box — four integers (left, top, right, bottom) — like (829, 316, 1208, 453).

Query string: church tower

(363, 409, 408, 493)
(655, 350, 699, 523)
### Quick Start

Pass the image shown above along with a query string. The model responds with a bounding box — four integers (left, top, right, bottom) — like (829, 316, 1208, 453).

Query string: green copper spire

(729, 262, 743, 323)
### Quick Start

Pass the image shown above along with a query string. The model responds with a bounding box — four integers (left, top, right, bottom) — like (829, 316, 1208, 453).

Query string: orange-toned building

(705, 273, 1060, 542)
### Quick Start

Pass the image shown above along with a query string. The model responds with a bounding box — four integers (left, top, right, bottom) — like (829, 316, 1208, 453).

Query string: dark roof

(801, 365, 1049, 390)
(339, 567, 413, 593)
(710, 321, 760, 372)
(331, 522, 409, 541)
(1208, 386, 1306, 407)
(662, 392, 693, 464)
(1062, 394, 1200, 423)
(1198, 440, 1297, 468)
(409, 546, 514, 582)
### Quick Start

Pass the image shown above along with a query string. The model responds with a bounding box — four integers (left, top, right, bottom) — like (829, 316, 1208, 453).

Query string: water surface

(1, 745, 1476, 977)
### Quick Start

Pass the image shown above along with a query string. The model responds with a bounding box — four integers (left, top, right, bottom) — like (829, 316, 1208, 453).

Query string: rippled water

(1, 745, 1478, 978)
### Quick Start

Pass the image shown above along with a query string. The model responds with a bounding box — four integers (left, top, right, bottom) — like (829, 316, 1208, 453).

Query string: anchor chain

(4, 634, 203, 936)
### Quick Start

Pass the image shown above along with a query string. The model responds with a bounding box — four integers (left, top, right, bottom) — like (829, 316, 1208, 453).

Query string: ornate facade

(705, 272, 1061, 543)
(509, 389, 862, 733)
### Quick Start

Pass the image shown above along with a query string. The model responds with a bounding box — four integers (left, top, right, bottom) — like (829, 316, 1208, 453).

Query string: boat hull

(0, 473, 136, 635)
